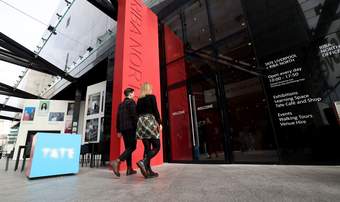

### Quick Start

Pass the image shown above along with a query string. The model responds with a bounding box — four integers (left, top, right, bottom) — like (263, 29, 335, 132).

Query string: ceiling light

(56, 13, 62, 19)
(47, 25, 57, 35)
(87, 46, 93, 52)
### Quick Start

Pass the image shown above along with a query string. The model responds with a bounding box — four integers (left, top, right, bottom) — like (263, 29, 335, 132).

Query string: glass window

(208, 0, 245, 42)
(184, 0, 211, 51)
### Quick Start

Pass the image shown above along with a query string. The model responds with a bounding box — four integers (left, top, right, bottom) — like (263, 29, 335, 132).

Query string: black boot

(136, 159, 148, 178)
(111, 159, 120, 177)
(126, 167, 137, 176)
(146, 162, 158, 178)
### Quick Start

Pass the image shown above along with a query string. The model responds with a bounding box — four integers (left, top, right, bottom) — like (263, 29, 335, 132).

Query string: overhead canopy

(0, 0, 115, 122)
(0, 32, 76, 82)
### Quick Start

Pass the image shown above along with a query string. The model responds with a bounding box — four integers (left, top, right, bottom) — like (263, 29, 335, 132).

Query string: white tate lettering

(59, 148, 67, 158)
(50, 149, 59, 159)
(67, 149, 75, 159)
(42, 148, 75, 159)
(42, 148, 50, 158)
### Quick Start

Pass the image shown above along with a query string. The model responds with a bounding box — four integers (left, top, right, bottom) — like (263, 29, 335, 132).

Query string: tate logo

(42, 148, 75, 159)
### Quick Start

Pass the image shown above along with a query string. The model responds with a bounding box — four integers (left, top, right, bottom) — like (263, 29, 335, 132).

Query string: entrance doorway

(162, 0, 279, 163)
(166, 55, 279, 163)
(188, 76, 226, 161)
(167, 73, 227, 162)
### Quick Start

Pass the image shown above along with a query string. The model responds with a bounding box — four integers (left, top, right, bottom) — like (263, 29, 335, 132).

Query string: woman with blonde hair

(136, 82, 162, 178)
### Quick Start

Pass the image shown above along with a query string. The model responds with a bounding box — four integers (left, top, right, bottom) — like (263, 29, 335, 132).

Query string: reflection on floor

(199, 151, 225, 160)
(233, 150, 279, 163)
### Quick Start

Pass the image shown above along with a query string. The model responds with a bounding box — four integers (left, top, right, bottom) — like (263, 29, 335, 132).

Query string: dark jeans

(142, 139, 160, 169)
(118, 129, 137, 167)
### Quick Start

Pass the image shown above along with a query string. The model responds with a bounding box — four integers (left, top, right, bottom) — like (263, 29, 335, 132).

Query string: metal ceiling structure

(0, 104, 22, 113)
(87, 0, 118, 20)
(151, 0, 190, 21)
(0, 82, 40, 99)
(0, 115, 20, 122)
(0, 32, 76, 83)
(87, 0, 189, 21)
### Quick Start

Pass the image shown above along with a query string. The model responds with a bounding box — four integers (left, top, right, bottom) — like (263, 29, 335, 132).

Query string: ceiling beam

(0, 104, 22, 113)
(87, 0, 118, 20)
(153, 0, 191, 21)
(0, 51, 59, 76)
(0, 82, 40, 99)
(0, 32, 76, 82)
(0, 115, 20, 122)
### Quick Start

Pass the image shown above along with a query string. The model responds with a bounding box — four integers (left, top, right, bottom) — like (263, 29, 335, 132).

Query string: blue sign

(26, 133, 81, 178)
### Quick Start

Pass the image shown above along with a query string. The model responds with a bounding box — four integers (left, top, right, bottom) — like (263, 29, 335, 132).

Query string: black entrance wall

(159, 0, 340, 164)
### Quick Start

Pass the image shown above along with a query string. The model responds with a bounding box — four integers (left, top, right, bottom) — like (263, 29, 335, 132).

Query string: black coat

(136, 94, 161, 124)
(116, 98, 138, 132)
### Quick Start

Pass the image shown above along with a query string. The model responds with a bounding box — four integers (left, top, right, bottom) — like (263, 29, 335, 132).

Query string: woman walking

(136, 82, 162, 178)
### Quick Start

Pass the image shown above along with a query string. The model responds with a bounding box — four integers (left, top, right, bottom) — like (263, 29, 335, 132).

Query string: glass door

(168, 75, 227, 162)
(188, 77, 226, 161)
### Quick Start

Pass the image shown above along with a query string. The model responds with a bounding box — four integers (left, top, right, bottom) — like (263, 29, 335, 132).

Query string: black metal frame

(87, 0, 118, 20)
(0, 32, 76, 82)
(0, 115, 20, 121)
(0, 81, 40, 99)
(0, 104, 22, 113)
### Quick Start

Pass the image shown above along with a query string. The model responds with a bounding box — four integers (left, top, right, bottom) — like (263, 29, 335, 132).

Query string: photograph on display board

(67, 103, 75, 116)
(64, 120, 72, 133)
(48, 112, 65, 122)
(85, 118, 99, 142)
(23, 107, 35, 121)
(38, 100, 49, 116)
(87, 92, 100, 115)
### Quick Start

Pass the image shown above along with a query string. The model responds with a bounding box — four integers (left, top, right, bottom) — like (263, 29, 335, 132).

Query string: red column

(110, 0, 163, 170)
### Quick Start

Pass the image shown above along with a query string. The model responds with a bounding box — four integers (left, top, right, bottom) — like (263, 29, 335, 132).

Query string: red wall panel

(164, 25, 193, 160)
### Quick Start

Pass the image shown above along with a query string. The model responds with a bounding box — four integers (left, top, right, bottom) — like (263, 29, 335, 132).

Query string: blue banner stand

(26, 133, 81, 179)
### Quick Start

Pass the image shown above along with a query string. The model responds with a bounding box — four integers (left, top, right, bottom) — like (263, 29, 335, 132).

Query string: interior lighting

(87, 46, 93, 52)
(47, 25, 57, 35)
(56, 13, 62, 19)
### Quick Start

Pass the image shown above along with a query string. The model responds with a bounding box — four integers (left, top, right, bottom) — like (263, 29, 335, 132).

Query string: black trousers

(142, 139, 160, 169)
(118, 129, 137, 167)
